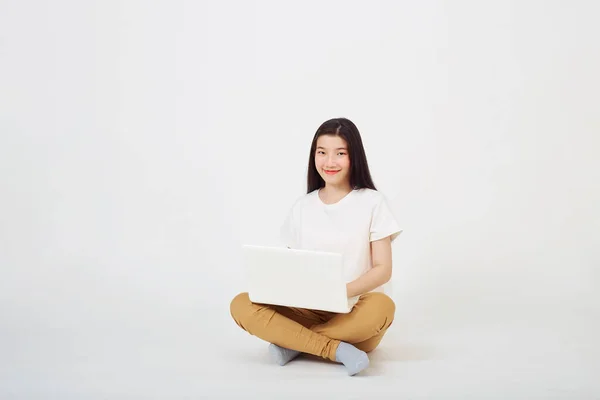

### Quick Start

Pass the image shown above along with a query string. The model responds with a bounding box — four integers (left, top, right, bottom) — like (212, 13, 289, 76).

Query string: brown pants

(229, 291, 395, 361)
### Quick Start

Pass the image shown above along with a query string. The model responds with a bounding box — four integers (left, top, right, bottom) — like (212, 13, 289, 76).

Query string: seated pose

(230, 117, 402, 376)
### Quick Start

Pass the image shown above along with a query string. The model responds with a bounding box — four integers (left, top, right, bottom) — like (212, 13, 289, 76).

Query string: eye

(338, 152, 347, 156)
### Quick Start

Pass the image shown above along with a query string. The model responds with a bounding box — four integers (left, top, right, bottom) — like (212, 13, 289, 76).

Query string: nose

(326, 155, 337, 167)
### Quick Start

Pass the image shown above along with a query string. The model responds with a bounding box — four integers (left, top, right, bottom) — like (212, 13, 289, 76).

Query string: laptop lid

(242, 245, 351, 313)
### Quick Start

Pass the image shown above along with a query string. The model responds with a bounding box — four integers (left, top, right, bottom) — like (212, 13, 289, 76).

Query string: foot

(268, 343, 301, 366)
(335, 342, 370, 376)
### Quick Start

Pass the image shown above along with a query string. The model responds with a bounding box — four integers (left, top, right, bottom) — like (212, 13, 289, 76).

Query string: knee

(363, 292, 396, 325)
(365, 292, 395, 312)
(230, 292, 251, 320)
(378, 293, 396, 319)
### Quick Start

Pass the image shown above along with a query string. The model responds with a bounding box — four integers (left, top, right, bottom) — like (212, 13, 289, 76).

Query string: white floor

(2, 290, 599, 400)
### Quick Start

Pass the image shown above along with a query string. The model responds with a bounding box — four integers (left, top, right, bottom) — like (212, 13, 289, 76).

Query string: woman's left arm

(346, 236, 393, 298)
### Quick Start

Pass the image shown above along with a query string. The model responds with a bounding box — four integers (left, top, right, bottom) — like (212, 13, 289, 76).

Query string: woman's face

(314, 135, 351, 187)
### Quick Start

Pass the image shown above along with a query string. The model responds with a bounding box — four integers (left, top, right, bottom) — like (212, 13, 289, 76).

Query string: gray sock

(335, 342, 370, 376)
(268, 343, 301, 366)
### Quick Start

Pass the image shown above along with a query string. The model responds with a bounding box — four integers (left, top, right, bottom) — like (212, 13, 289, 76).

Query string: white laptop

(242, 245, 353, 313)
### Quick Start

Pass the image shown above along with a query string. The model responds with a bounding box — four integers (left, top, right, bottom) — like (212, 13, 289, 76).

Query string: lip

(324, 170, 340, 175)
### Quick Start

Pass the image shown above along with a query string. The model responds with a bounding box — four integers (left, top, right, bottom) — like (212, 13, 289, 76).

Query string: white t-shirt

(280, 188, 403, 306)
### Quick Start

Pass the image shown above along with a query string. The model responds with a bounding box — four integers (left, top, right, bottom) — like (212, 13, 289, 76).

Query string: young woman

(230, 118, 402, 376)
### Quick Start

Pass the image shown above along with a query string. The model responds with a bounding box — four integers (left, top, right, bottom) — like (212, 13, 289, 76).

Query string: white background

(1, 1, 599, 398)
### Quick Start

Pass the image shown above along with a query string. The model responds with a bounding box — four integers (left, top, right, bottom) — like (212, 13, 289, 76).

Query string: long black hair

(307, 118, 377, 194)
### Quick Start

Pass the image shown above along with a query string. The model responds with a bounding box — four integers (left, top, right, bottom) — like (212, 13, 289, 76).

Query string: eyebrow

(316, 146, 347, 150)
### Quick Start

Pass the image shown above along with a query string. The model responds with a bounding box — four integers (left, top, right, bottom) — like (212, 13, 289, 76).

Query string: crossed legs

(229, 291, 395, 363)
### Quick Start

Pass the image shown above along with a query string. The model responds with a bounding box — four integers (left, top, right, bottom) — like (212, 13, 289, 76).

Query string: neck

(321, 182, 353, 195)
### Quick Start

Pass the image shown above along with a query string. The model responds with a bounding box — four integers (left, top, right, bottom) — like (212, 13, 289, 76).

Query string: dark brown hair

(307, 118, 377, 193)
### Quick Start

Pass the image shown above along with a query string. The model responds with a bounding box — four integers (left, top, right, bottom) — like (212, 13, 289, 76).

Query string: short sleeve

(370, 194, 403, 242)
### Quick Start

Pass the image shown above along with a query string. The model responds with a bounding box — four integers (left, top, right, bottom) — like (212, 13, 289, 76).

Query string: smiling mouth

(324, 170, 340, 175)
